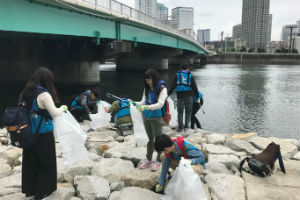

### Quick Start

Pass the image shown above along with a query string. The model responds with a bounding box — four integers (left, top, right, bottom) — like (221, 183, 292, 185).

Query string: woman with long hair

(21, 67, 67, 200)
(135, 68, 168, 171)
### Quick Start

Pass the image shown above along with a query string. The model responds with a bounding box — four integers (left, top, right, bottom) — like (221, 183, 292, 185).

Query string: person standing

(133, 68, 168, 171)
(20, 67, 67, 200)
(191, 90, 204, 129)
(168, 65, 199, 132)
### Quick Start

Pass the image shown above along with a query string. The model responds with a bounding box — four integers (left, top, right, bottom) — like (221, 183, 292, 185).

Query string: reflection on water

(0, 64, 299, 139)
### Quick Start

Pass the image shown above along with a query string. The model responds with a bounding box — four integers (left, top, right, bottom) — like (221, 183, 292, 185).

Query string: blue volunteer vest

(116, 99, 130, 119)
(193, 91, 203, 103)
(176, 70, 192, 92)
(71, 92, 90, 109)
(144, 81, 165, 119)
(30, 86, 54, 134)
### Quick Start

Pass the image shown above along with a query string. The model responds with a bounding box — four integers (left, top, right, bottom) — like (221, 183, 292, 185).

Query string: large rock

(225, 139, 260, 155)
(92, 158, 134, 182)
(109, 187, 162, 200)
(208, 154, 240, 168)
(242, 160, 300, 200)
(74, 175, 110, 200)
(293, 152, 300, 160)
(206, 133, 226, 144)
(0, 173, 21, 196)
(121, 168, 160, 189)
(63, 160, 95, 183)
(0, 163, 12, 178)
(206, 160, 232, 174)
(0, 147, 22, 167)
(205, 173, 245, 200)
(249, 136, 298, 159)
(44, 184, 75, 200)
(185, 132, 206, 145)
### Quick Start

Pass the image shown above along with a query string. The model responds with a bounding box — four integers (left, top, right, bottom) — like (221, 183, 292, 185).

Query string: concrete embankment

(205, 53, 300, 65)
(0, 124, 300, 200)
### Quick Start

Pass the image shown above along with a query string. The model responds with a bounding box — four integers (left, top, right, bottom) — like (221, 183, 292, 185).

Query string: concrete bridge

(0, 0, 209, 84)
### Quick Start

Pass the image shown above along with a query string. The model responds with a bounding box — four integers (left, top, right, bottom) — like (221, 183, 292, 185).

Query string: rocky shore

(0, 123, 299, 200)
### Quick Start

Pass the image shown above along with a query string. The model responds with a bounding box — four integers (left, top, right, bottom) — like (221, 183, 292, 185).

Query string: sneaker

(139, 159, 152, 169)
(151, 161, 162, 171)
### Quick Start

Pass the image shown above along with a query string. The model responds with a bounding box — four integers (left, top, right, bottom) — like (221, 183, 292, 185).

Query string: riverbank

(205, 53, 300, 65)
(0, 123, 299, 200)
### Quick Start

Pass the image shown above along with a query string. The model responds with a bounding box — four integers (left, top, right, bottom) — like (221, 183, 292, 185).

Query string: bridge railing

(79, 0, 202, 47)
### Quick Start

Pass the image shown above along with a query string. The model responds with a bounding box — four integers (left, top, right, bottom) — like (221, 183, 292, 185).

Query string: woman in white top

(136, 68, 168, 171)
(21, 67, 67, 200)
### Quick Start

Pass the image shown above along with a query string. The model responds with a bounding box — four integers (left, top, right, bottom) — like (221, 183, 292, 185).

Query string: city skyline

(122, 0, 299, 41)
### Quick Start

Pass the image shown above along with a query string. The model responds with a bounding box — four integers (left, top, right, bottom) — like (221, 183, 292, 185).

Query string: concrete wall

(206, 53, 300, 65)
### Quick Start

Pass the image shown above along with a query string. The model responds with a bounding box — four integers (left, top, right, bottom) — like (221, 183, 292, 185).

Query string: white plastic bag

(90, 101, 111, 130)
(130, 104, 149, 146)
(54, 112, 88, 169)
(168, 98, 178, 128)
(163, 157, 207, 200)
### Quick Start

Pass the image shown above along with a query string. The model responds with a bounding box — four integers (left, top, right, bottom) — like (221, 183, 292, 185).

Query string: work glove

(61, 105, 68, 113)
(196, 98, 201, 104)
(138, 105, 148, 112)
(131, 101, 137, 106)
(155, 184, 163, 193)
(96, 100, 101, 104)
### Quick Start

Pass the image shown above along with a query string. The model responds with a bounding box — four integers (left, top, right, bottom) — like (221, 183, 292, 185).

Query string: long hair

(21, 67, 59, 103)
(144, 68, 161, 97)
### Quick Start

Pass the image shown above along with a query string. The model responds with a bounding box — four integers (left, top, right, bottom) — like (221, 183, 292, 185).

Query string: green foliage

(257, 48, 266, 53)
(292, 49, 298, 54)
(275, 48, 289, 53)
(248, 48, 255, 52)
(240, 46, 247, 52)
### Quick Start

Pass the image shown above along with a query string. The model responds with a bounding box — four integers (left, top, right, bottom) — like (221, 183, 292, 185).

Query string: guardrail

(78, 0, 202, 46)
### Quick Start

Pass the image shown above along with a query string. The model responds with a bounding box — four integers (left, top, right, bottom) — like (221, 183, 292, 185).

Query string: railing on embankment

(206, 53, 300, 65)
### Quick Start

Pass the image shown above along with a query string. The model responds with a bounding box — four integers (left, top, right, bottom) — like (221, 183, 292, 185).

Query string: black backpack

(239, 142, 286, 177)
(1, 99, 44, 149)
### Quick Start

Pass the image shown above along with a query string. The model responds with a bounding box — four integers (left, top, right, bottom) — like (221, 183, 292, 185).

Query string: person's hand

(197, 98, 201, 104)
(138, 105, 148, 112)
(61, 105, 68, 113)
(104, 107, 109, 113)
(186, 159, 192, 165)
(96, 100, 100, 103)
(155, 184, 163, 193)
(131, 101, 137, 106)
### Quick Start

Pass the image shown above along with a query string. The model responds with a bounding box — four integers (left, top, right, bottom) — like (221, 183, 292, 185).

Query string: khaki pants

(160, 154, 204, 175)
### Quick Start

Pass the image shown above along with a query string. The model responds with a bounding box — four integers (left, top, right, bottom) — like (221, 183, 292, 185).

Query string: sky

(122, 0, 300, 41)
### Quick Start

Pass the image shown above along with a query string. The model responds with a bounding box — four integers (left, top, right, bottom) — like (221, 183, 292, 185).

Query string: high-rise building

(232, 24, 242, 39)
(197, 29, 210, 45)
(171, 7, 194, 30)
(267, 14, 272, 42)
(135, 0, 157, 18)
(241, 0, 270, 49)
(281, 19, 300, 41)
(156, 3, 168, 21)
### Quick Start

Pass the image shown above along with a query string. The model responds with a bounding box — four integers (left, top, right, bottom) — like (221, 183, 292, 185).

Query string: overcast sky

(122, 0, 300, 41)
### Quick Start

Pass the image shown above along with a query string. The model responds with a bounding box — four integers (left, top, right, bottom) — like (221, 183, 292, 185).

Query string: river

(0, 64, 299, 139)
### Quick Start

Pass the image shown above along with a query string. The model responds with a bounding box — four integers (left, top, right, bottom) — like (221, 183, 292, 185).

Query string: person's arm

(107, 101, 119, 113)
(191, 76, 199, 99)
(80, 95, 91, 113)
(168, 75, 177, 96)
(187, 149, 206, 167)
(158, 156, 171, 186)
(37, 92, 64, 118)
(136, 89, 146, 106)
(145, 87, 167, 110)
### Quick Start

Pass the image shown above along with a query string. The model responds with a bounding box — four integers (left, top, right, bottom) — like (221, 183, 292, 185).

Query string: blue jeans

(177, 96, 193, 130)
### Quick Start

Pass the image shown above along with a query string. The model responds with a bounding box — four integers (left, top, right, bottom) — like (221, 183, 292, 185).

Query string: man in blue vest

(69, 90, 96, 122)
(153, 134, 207, 193)
(168, 65, 200, 132)
(104, 96, 133, 135)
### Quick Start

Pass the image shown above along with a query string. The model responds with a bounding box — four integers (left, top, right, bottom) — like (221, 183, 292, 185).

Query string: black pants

(191, 103, 201, 129)
(70, 108, 89, 122)
(22, 132, 57, 200)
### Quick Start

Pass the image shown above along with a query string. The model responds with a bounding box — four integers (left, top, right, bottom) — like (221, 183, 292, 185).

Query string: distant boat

(99, 62, 116, 71)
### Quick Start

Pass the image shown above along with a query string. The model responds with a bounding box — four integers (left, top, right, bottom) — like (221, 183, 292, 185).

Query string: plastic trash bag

(54, 112, 88, 169)
(90, 101, 111, 130)
(130, 104, 149, 146)
(163, 157, 207, 200)
(168, 98, 178, 128)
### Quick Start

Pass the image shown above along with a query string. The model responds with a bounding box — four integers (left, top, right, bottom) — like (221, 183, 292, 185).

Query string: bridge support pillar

(116, 57, 168, 71)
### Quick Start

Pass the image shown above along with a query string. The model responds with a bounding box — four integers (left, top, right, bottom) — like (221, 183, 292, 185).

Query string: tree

(257, 48, 266, 53)
(248, 48, 255, 52)
(292, 49, 298, 54)
(240, 46, 246, 52)
(231, 47, 236, 52)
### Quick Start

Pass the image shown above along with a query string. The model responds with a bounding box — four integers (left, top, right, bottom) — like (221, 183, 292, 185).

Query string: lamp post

(286, 25, 297, 53)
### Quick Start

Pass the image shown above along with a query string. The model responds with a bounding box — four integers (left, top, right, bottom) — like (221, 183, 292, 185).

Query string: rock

(0, 128, 8, 137)
(0, 193, 25, 200)
(185, 132, 206, 145)
(225, 139, 260, 155)
(0, 173, 21, 196)
(63, 160, 95, 182)
(110, 181, 125, 192)
(206, 133, 226, 144)
(12, 165, 21, 175)
(293, 152, 300, 160)
(249, 136, 298, 159)
(69, 197, 81, 200)
(44, 185, 75, 200)
(0, 137, 9, 145)
(0, 157, 7, 164)
(205, 173, 246, 200)
(92, 158, 134, 182)
(115, 136, 125, 142)
(121, 168, 160, 189)
(205, 143, 235, 154)
(208, 154, 240, 168)
(74, 175, 110, 200)
(108, 187, 162, 200)
(242, 160, 300, 200)
(0, 163, 12, 178)
(0, 147, 22, 167)
(206, 160, 232, 174)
